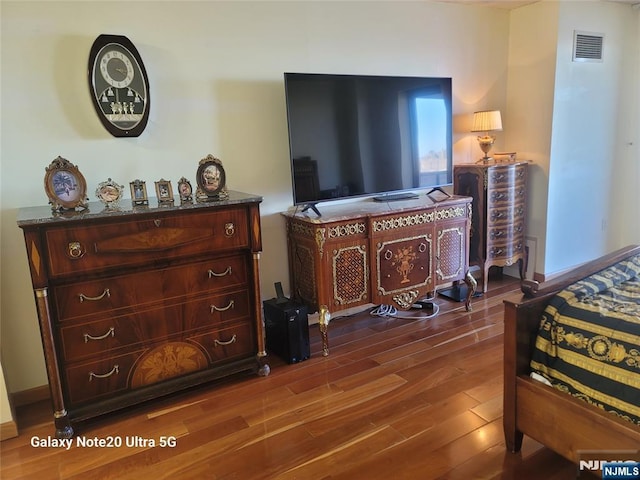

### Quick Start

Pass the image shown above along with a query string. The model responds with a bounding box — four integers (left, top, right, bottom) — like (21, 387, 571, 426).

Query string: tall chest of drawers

(17, 191, 269, 438)
(454, 161, 528, 292)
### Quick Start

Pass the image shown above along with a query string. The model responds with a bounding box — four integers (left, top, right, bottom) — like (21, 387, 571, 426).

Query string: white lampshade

(471, 110, 503, 132)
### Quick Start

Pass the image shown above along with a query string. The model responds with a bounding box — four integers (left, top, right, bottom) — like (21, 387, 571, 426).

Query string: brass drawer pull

(210, 300, 235, 313)
(84, 327, 115, 343)
(68, 242, 85, 259)
(225, 222, 235, 237)
(88, 365, 119, 381)
(79, 289, 110, 303)
(492, 192, 507, 201)
(208, 266, 232, 278)
(214, 335, 237, 347)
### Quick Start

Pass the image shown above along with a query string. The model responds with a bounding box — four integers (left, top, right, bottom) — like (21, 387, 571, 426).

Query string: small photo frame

(155, 179, 174, 206)
(177, 177, 193, 204)
(196, 154, 228, 202)
(130, 179, 149, 206)
(96, 178, 124, 209)
(44, 156, 88, 212)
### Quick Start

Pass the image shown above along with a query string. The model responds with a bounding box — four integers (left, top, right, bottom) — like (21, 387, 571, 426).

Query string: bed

(503, 244, 640, 463)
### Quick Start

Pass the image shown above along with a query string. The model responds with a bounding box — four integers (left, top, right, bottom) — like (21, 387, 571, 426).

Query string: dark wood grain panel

(59, 290, 251, 362)
(53, 255, 248, 321)
(44, 207, 250, 278)
(188, 321, 255, 364)
(64, 350, 144, 404)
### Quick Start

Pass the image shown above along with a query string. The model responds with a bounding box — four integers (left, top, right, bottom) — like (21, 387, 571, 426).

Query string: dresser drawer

(65, 338, 213, 405)
(488, 240, 525, 261)
(188, 322, 255, 364)
(488, 204, 526, 226)
(487, 164, 526, 189)
(54, 255, 248, 321)
(65, 350, 143, 405)
(488, 185, 526, 208)
(487, 222, 525, 245)
(59, 290, 251, 361)
(45, 208, 250, 277)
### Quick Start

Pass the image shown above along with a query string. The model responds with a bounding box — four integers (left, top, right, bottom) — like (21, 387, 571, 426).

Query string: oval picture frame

(177, 176, 193, 204)
(44, 156, 88, 212)
(96, 177, 124, 209)
(196, 154, 228, 201)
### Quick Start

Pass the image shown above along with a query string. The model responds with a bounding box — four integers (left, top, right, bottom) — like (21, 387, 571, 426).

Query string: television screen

(284, 73, 453, 206)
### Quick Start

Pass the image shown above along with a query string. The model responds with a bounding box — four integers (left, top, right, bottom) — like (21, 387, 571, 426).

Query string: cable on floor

(369, 300, 440, 320)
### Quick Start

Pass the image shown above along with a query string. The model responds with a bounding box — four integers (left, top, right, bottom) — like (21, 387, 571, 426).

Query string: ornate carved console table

(17, 191, 268, 438)
(283, 195, 475, 354)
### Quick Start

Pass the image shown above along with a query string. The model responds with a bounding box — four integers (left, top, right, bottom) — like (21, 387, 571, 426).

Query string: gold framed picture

(155, 179, 174, 206)
(177, 177, 193, 204)
(44, 156, 88, 212)
(196, 154, 228, 202)
(130, 179, 149, 206)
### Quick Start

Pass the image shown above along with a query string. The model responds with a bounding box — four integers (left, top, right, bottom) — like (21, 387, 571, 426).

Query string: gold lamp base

(476, 134, 496, 163)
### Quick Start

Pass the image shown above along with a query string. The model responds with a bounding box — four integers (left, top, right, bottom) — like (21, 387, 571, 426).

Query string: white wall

(611, 3, 640, 247)
(545, 0, 640, 272)
(506, 1, 560, 277)
(506, 0, 639, 278)
(1, 1, 511, 393)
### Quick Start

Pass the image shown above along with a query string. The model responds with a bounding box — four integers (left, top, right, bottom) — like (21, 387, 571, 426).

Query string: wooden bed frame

(503, 244, 640, 463)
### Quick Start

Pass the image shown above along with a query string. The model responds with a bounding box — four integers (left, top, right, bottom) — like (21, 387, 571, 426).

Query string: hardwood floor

(1, 276, 581, 479)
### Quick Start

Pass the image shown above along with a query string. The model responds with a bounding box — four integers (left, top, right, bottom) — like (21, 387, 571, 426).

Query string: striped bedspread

(530, 253, 640, 425)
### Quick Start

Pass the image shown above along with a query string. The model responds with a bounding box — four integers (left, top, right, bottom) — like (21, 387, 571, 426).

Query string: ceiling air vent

(573, 31, 604, 63)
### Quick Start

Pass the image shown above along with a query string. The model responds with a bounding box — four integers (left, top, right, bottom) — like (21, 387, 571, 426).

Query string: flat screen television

(284, 72, 453, 212)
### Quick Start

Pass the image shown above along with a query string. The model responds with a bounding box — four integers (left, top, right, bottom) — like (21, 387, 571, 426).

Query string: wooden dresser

(283, 195, 475, 328)
(17, 191, 268, 438)
(454, 161, 528, 292)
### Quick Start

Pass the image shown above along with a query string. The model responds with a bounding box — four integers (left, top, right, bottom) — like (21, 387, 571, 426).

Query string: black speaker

(263, 298, 310, 364)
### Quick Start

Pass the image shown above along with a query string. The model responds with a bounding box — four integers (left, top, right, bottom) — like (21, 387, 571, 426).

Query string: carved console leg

(463, 271, 477, 312)
(318, 305, 331, 356)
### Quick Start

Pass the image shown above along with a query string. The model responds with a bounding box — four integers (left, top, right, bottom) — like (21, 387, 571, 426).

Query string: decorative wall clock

(88, 34, 150, 137)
